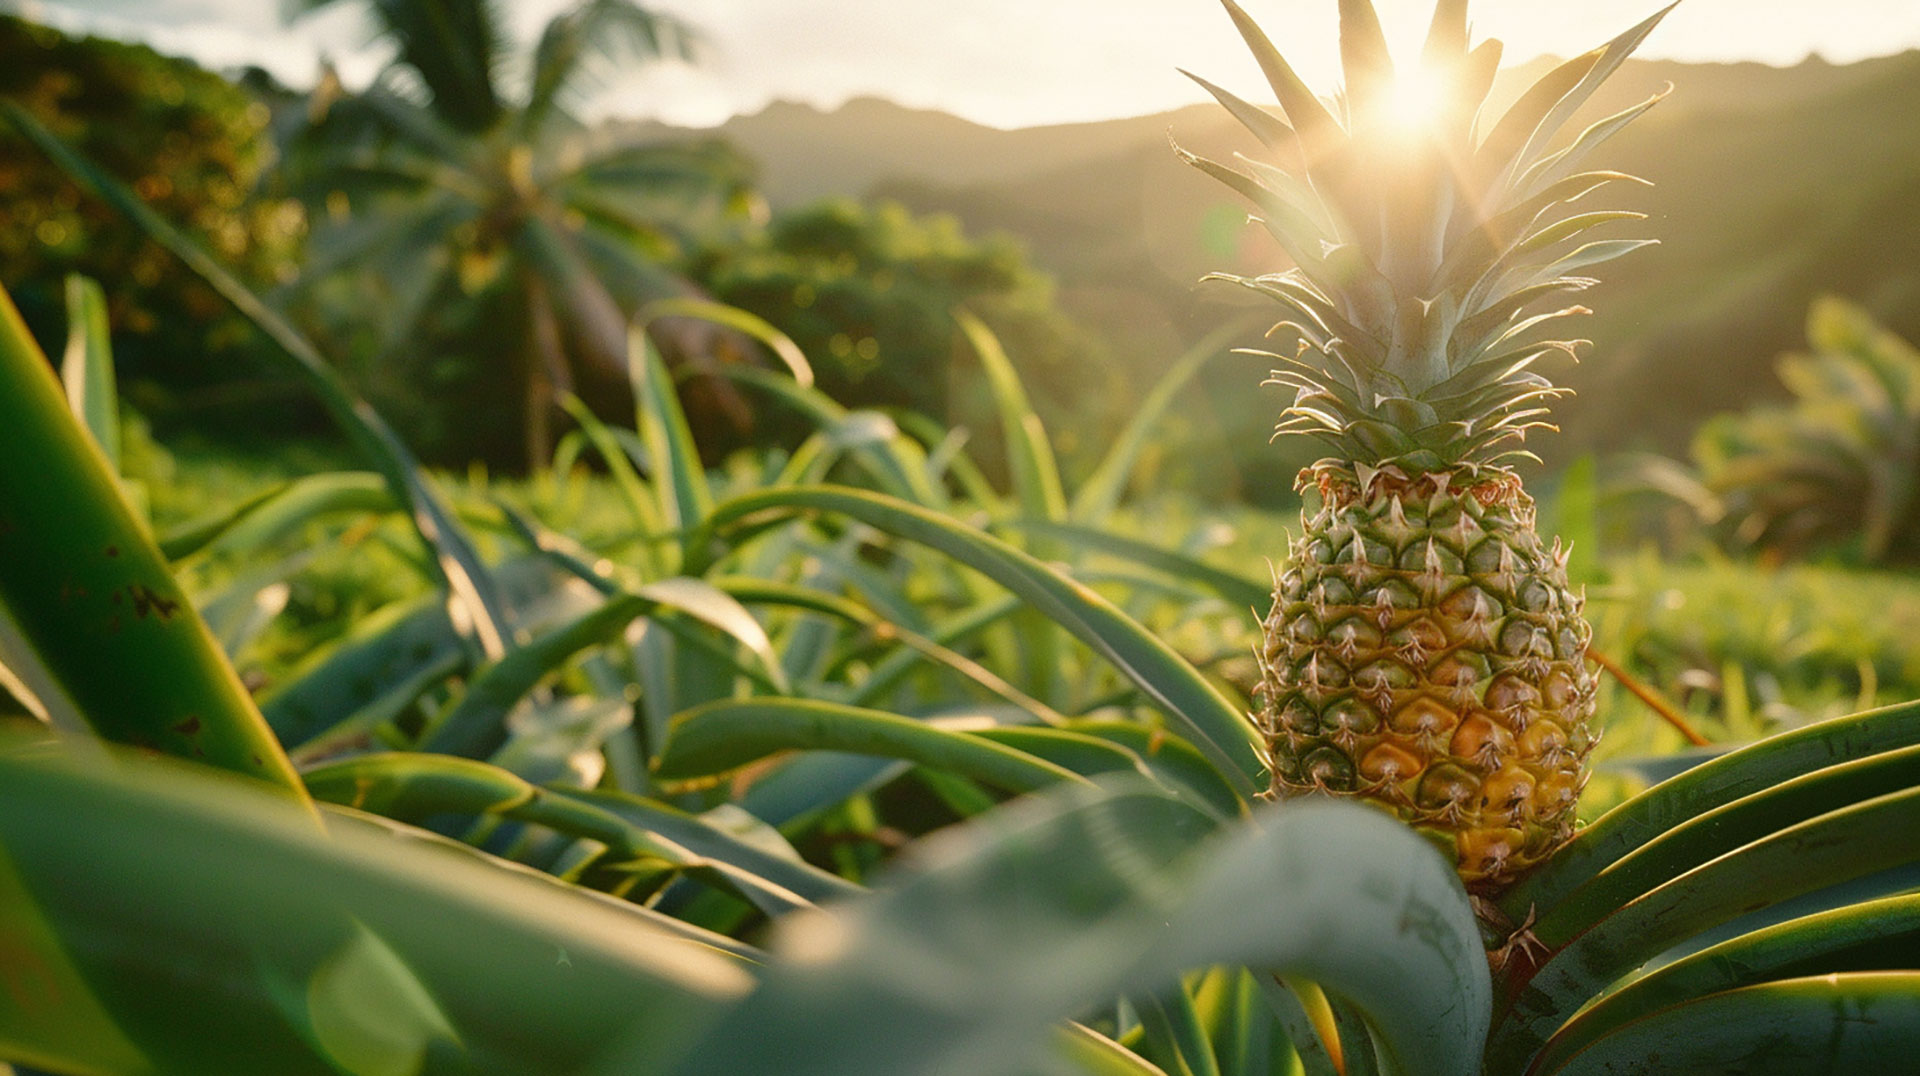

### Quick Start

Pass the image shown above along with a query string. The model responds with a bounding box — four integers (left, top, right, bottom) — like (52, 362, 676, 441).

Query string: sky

(16, 0, 1920, 129)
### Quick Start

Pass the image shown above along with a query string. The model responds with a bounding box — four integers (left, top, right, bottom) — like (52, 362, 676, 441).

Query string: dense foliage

(0, 15, 298, 405)
(275, 0, 755, 467)
(6, 1, 1920, 1072)
(1692, 298, 1920, 564)
(689, 198, 1115, 463)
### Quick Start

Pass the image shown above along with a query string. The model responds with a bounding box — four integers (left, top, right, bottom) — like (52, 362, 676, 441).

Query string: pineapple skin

(1256, 460, 1597, 894)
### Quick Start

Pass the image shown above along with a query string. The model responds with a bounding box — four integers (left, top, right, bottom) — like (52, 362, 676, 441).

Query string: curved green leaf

(421, 578, 783, 759)
(1537, 972, 1920, 1076)
(262, 591, 464, 749)
(1, 100, 513, 661)
(163, 472, 395, 564)
(1531, 894, 1920, 1073)
(557, 394, 667, 577)
(59, 274, 117, 470)
(557, 785, 862, 907)
(1492, 785, 1920, 1069)
(1503, 698, 1920, 918)
(1066, 722, 1249, 821)
(715, 577, 1067, 725)
(626, 326, 713, 548)
(0, 284, 304, 799)
(956, 309, 1066, 523)
(0, 735, 749, 1075)
(1073, 318, 1260, 525)
(692, 486, 1265, 794)
(654, 697, 1086, 794)
(305, 751, 848, 924)
(1530, 742, 1920, 949)
(722, 365, 943, 505)
(640, 785, 1485, 1076)
(638, 297, 813, 388)
(1002, 520, 1270, 609)
(973, 726, 1162, 783)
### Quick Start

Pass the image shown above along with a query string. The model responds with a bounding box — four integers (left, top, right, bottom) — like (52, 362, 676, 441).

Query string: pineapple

(1185, 0, 1674, 895)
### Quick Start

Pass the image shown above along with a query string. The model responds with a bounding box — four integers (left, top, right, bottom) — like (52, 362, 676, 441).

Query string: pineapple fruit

(1185, 0, 1674, 895)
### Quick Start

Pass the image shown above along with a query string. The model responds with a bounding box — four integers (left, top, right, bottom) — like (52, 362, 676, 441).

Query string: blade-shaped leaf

(690, 486, 1266, 794)
(1491, 786, 1920, 1069)
(639, 297, 813, 388)
(955, 309, 1067, 523)
(1534, 973, 1920, 1076)
(1503, 699, 1920, 918)
(0, 734, 750, 1075)
(1073, 317, 1262, 525)
(1, 101, 513, 662)
(0, 284, 305, 799)
(653, 697, 1086, 794)
(420, 578, 783, 759)
(60, 274, 118, 470)
(635, 784, 1485, 1076)
(1531, 894, 1920, 1073)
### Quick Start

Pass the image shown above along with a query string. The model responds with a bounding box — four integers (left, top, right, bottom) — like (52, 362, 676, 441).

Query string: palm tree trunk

(522, 273, 574, 471)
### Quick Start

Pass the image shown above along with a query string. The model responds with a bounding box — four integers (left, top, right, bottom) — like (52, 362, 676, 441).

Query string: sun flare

(1380, 61, 1447, 137)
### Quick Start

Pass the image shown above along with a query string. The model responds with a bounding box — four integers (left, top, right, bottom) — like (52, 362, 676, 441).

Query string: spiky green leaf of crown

(1183, 0, 1675, 472)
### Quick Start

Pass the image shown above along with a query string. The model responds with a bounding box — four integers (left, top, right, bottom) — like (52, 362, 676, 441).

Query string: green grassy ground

(142, 431, 1920, 816)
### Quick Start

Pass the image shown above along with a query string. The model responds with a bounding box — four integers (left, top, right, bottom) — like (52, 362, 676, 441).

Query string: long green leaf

(0, 284, 305, 799)
(1535, 973, 1920, 1076)
(1067, 722, 1249, 821)
(557, 394, 667, 578)
(421, 578, 783, 759)
(0, 735, 750, 1075)
(304, 752, 823, 923)
(1530, 742, 1920, 948)
(558, 785, 863, 907)
(719, 365, 941, 505)
(638, 297, 814, 388)
(1134, 987, 1223, 1076)
(1531, 893, 1920, 1073)
(641, 784, 1485, 1076)
(1058, 1023, 1171, 1075)
(691, 486, 1265, 794)
(1071, 315, 1259, 524)
(1002, 520, 1270, 609)
(0, 101, 512, 662)
(627, 326, 713, 547)
(716, 577, 1067, 725)
(1189, 967, 1287, 1076)
(261, 591, 463, 748)
(59, 274, 118, 470)
(956, 309, 1067, 522)
(654, 697, 1087, 794)
(972, 725, 1159, 784)
(1503, 698, 1920, 918)
(261, 558, 595, 751)
(163, 472, 395, 564)
(1491, 785, 1920, 1069)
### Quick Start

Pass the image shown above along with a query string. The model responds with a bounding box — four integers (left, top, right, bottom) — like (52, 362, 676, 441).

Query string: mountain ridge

(612, 50, 1920, 491)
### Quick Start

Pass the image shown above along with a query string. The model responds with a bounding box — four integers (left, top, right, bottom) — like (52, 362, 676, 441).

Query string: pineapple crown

(1181, 0, 1676, 473)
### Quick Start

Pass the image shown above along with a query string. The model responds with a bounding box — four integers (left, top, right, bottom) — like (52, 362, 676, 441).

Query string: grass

(138, 430, 1920, 769)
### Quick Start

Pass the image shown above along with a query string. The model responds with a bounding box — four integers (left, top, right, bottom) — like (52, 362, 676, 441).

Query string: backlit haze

(20, 0, 1920, 128)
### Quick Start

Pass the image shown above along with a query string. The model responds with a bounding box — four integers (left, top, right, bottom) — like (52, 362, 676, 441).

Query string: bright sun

(1381, 63, 1447, 137)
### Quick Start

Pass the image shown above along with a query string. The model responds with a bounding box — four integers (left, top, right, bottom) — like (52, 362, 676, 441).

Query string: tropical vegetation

(1689, 297, 1920, 563)
(275, 0, 756, 466)
(3, 0, 1920, 1074)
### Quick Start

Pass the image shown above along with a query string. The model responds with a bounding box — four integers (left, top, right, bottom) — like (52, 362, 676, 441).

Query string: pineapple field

(5, 0, 1920, 1073)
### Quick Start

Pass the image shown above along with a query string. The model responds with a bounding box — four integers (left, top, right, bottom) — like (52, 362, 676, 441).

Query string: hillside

(625, 50, 1920, 493)
(606, 96, 1220, 208)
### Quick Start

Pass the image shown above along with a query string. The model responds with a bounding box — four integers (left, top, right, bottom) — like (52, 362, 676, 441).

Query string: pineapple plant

(1185, 0, 1675, 895)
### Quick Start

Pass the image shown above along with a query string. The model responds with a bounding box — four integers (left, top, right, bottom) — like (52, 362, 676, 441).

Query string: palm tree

(279, 0, 757, 467)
